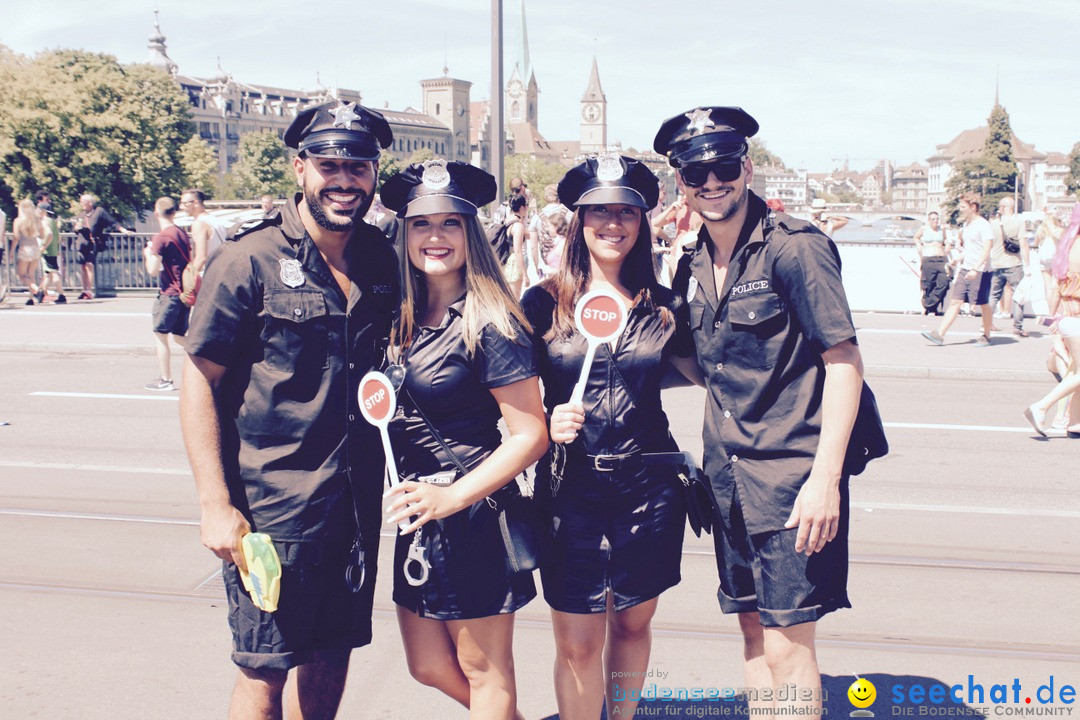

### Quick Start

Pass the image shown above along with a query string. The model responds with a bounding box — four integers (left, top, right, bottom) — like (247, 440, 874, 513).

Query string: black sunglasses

(679, 159, 744, 188)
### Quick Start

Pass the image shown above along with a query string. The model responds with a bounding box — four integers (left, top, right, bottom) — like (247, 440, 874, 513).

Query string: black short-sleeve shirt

(521, 285, 692, 456)
(184, 195, 400, 542)
(390, 299, 538, 477)
(672, 192, 856, 534)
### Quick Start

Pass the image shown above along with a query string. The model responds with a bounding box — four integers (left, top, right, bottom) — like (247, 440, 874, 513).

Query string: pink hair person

(1052, 202, 1080, 281)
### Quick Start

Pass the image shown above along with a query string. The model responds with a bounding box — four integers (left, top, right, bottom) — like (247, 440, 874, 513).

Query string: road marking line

(30, 391, 178, 401)
(0, 509, 197, 525)
(852, 502, 1080, 518)
(857, 328, 993, 336)
(0, 312, 146, 318)
(0, 460, 188, 475)
(884, 421, 1035, 433)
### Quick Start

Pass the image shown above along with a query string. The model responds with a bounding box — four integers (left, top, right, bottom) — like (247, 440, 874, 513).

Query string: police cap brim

(400, 194, 480, 218)
(574, 186, 650, 210)
(300, 131, 382, 162)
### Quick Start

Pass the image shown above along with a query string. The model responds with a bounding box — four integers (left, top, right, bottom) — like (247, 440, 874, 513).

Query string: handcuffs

(401, 471, 454, 587)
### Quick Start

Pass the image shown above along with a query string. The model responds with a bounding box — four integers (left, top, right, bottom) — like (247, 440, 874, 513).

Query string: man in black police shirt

(659, 107, 864, 716)
(180, 101, 399, 719)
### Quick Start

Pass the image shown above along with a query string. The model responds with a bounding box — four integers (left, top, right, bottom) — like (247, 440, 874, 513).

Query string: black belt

(583, 451, 690, 473)
(922, 256, 947, 262)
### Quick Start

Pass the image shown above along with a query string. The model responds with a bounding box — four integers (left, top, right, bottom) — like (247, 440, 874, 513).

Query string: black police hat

(284, 100, 393, 161)
(652, 107, 759, 168)
(381, 160, 498, 218)
(557, 154, 659, 210)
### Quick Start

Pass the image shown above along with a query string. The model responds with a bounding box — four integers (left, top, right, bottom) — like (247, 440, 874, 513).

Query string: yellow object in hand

(238, 533, 281, 613)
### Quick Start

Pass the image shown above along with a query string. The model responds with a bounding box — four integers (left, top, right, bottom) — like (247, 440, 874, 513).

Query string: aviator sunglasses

(679, 158, 745, 188)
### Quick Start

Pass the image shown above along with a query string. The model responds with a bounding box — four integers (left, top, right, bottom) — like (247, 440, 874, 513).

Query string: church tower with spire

(579, 56, 607, 154)
(146, 11, 178, 76)
(506, 0, 538, 130)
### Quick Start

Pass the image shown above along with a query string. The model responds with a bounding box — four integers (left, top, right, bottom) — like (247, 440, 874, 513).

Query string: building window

(436, 103, 441, 115)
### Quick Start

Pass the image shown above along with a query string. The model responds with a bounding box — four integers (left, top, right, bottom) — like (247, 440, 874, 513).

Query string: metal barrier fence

(1, 232, 159, 299)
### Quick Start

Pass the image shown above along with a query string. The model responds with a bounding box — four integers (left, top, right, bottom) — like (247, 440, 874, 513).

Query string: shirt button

(714, 320, 721, 329)
(731, 455, 739, 463)
(724, 410, 731, 418)
(747, 311, 756, 320)
(349, 414, 356, 422)
(293, 308, 302, 317)
(347, 466, 353, 474)
(715, 362, 724, 372)
(349, 362, 355, 370)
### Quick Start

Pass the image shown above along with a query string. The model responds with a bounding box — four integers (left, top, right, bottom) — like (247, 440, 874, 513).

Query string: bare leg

(550, 608, 607, 720)
(284, 648, 351, 720)
(738, 613, 773, 717)
(762, 622, 821, 717)
(935, 299, 963, 338)
(1032, 337, 1080, 416)
(81, 262, 94, 295)
(978, 304, 994, 337)
(153, 332, 173, 381)
(447, 614, 519, 720)
(229, 667, 287, 720)
(396, 605, 472, 708)
(604, 596, 659, 720)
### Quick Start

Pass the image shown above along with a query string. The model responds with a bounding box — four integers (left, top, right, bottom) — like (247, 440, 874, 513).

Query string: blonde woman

(380, 160, 548, 720)
(12, 198, 43, 305)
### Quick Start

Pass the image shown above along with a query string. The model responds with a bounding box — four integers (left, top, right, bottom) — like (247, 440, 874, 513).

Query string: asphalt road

(0, 297, 1076, 719)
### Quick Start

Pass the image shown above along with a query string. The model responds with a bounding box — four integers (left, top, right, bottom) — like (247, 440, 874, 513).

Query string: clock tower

(579, 56, 607, 154)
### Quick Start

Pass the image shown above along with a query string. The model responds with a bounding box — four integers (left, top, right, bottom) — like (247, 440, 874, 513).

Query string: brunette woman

(520, 155, 702, 720)
(381, 160, 548, 720)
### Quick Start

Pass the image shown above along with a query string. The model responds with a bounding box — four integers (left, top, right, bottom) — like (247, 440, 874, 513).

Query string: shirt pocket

(727, 292, 785, 369)
(262, 291, 331, 372)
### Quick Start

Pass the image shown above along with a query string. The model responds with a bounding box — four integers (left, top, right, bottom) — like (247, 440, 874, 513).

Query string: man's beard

(304, 186, 370, 232)
(696, 183, 747, 223)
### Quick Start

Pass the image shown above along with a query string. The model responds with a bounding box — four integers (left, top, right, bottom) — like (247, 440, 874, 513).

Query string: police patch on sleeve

(279, 258, 306, 288)
(687, 276, 699, 303)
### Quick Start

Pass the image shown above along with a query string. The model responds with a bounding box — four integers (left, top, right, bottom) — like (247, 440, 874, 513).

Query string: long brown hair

(540, 204, 670, 339)
(393, 213, 532, 355)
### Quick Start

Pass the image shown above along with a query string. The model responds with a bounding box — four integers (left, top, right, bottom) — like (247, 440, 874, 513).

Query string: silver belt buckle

(593, 454, 618, 472)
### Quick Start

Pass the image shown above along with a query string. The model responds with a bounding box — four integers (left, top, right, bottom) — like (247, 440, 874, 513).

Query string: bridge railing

(1, 232, 159, 297)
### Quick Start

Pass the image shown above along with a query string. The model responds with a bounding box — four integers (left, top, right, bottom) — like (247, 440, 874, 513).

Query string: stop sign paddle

(570, 289, 629, 405)
(358, 371, 408, 530)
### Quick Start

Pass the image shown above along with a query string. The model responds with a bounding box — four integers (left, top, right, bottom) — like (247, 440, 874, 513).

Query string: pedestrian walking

(142, 197, 190, 391)
(12, 198, 43, 305)
(73, 194, 134, 299)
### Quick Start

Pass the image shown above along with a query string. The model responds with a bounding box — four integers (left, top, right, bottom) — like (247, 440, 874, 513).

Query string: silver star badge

(330, 102, 361, 129)
(685, 108, 715, 136)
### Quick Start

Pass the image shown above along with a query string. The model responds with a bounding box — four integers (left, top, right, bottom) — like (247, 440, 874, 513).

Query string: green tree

(504, 154, 567, 198)
(179, 136, 220, 197)
(945, 104, 1017, 214)
(221, 130, 295, 200)
(749, 138, 785, 169)
(1066, 141, 1080, 196)
(0, 47, 194, 220)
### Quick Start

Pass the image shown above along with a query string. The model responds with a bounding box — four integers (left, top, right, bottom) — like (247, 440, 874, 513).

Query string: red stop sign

(576, 293, 626, 342)
(359, 374, 395, 425)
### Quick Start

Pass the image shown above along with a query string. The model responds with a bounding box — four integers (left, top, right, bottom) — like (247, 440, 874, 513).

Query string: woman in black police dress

(520, 155, 702, 720)
(381, 160, 548, 720)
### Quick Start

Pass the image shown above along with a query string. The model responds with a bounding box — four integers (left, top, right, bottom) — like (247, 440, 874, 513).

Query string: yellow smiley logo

(848, 677, 877, 708)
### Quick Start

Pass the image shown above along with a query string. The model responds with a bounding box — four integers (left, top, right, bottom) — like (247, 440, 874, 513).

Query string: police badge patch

(687, 276, 699, 303)
(279, 258, 306, 288)
(421, 159, 451, 190)
(596, 153, 625, 182)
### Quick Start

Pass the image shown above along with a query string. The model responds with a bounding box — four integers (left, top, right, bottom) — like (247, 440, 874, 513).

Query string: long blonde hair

(393, 213, 532, 355)
(13, 198, 40, 239)
(1034, 212, 1064, 248)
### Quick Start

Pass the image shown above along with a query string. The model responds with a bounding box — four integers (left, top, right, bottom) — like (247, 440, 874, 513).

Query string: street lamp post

(491, 0, 504, 200)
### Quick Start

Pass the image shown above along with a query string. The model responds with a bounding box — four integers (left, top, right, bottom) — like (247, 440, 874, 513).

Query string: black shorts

(950, 269, 991, 305)
(392, 486, 537, 620)
(43, 255, 60, 272)
(712, 480, 851, 627)
(224, 534, 377, 671)
(539, 460, 684, 614)
(77, 237, 95, 265)
(151, 294, 189, 336)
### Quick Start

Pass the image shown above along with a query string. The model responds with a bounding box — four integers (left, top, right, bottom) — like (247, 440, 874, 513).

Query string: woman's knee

(407, 650, 460, 689)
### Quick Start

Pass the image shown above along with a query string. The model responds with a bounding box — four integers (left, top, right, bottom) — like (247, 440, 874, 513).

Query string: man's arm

(913, 225, 925, 256)
(142, 240, 162, 276)
(190, 220, 211, 273)
(784, 338, 863, 555)
(180, 355, 250, 569)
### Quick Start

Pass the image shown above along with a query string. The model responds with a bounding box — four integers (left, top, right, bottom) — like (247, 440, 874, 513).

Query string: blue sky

(3, 0, 1077, 171)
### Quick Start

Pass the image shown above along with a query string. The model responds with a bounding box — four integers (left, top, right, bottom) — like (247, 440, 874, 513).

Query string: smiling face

(678, 156, 753, 223)
(958, 199, 977, 223)
(582, 203, 642, 269)
(294, 155, 376, 232)
(406, 212, 468, 279)
(848, 678, 877, 708)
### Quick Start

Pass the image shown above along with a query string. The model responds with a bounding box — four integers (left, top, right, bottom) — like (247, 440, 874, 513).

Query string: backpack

(487, 220, 514, 264)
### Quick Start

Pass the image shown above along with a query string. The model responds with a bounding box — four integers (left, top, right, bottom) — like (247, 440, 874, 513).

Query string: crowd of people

(174, 100, 886, 720)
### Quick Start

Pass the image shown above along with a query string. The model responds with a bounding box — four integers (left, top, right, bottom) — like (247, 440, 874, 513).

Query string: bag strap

(402, 387, 469, 477)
